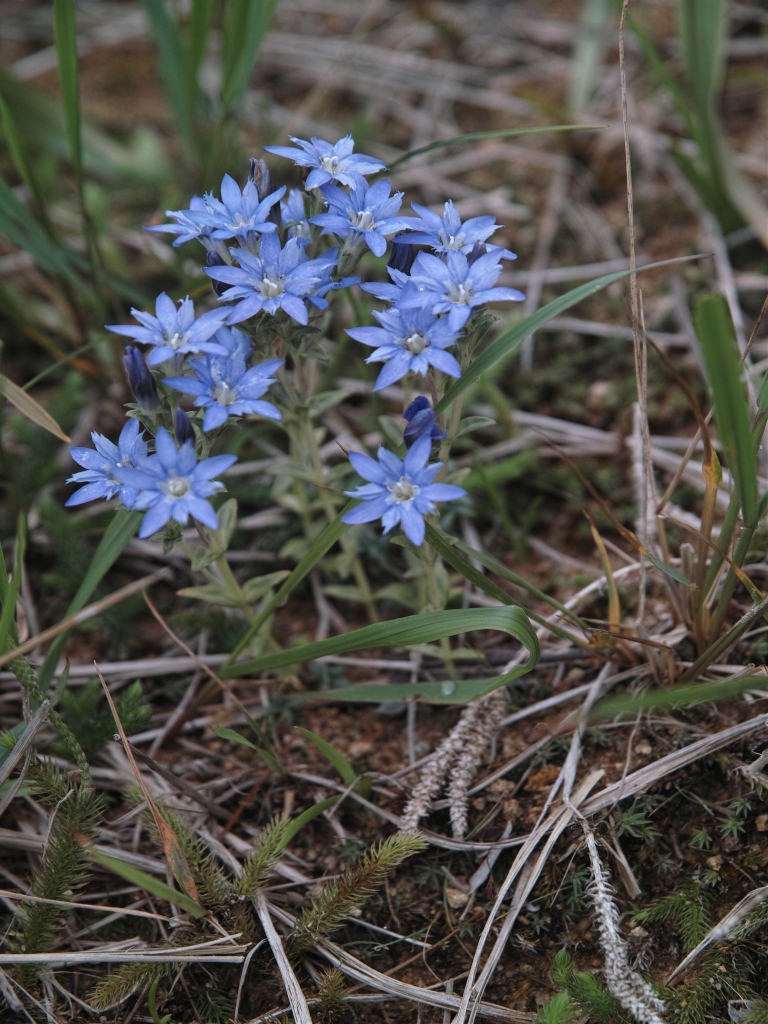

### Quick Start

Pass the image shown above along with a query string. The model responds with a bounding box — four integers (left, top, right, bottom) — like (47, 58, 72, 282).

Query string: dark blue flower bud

(403, 397, 447, 448)
(249, 158, 274, 201)
(249, 158, 282, 227)
(175, 408, 195, 446)
(468, 240, 487, 265)
(123, 346, 161, 411)
(388, 240, 416, 275)
(205, 251, 230, 297)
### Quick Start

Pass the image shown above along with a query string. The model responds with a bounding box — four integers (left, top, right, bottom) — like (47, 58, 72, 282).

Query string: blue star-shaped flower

(65, 419, 147, 509)
(341, 433, 466, 546)
(264, 135, 385, 190)
(145, 174, 284, 249)
(347, 306, 461, 391)
(204, 235, 336, 325)
(280, 189, 311, 240)
(302, 247, 360, 310)
(114, 427, 237, 539)
(402, 249, 526, 331)
(107, 293, 228, 367)
(164, 353, 284, 432)
(398, 200, 515, 259)
(310, 177, 404, 258)
(359, 264, 413, 304)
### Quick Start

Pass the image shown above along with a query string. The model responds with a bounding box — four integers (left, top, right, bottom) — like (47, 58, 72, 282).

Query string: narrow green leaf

(38, 512, 142, 691)
(387, 124, 606, 172)
(592, 674, 768, 719)
(229, 509, 348, 659)
(0, 92, 49, 228)
(0, 374, 70, 442)
(679, 0, 725, 111)
(225, 606, 535, 679)
(294, 728, 358, 787)
(434, 255, 703, 416)
(140, 0, 194, 152)
(278, 795, 342, 850)
(186, 0, 215, 97)
(0, 516, 26, 656)
(0, 176, 92, 297)
(90, 850, 206, 918)
(53, 0, 83, 186)
(695, 293, 758, 528)
(213, 726, 282, 773)
(221, 0, 280, 113)
(646, 551, 693, 586)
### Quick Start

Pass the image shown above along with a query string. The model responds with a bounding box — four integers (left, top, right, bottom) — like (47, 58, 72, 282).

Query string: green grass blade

(225, 606, 536, 677)
(186, 0, 215, 97)
(228, 508, 348, 659)
(592, 673, 768, 719)
(679, 0, 725, 112)
(290, 606, 538, 705)
(294, 728, 358, 786)
(386, 124, 606, 172)
(0, 516, 26, 655)
(37, 511, 142, 692)
(0, 176, 92, 297)
(568, 0, 612, 118)
(695, 293, 758, 528)
(0, 92, 50, 229)
(90, 850, 206, 918)
(278, 795, 343, 850)
(140, 0, 194, 153)
(221, 0, 280, 113)
(53, 0, 83, 186)
(434, 254, 703, 416)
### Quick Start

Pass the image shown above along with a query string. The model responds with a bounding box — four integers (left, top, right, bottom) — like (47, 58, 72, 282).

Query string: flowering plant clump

(65, 135, 524, 619)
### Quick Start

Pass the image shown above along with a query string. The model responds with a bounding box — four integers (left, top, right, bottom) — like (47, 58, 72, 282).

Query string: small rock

(706, 855, 723, 872)
(636, 741, 652, 756)
(446, 887, 470, 909)
(524, 764, 560, 791)
(756, 813, 768, 832)
(630, 925, 649, 938)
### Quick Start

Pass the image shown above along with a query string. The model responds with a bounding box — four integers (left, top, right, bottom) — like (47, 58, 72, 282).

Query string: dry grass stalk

(448, 689, 508, 838)
(254, 891, 314, 1024)
(583, 826, 666, 1024)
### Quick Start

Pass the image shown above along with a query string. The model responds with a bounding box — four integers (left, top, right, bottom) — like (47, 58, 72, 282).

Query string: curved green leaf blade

(225, 606, 535, 678)
(53, 0, 83, 185)
(91, 850, 206, 918)
(696, 293, 758, 528)
(434, 254, 703, 415)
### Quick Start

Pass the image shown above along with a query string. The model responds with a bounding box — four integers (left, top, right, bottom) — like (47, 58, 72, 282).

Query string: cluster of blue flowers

(66, 133, 524, 546)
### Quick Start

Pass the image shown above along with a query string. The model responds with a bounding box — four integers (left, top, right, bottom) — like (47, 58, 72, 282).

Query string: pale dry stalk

(583, 826, 666, 1024)
(448, 689, 507, 839)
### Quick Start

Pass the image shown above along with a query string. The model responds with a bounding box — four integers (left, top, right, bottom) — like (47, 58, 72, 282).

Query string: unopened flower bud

(249, 158, 281, 227)
(388, 240, 416, 275)
(205, 251, 230, 297)
(403, 396, 446, 448)
(175, 408, 195, 446)
(468, 240, 487, 265)
(123, 346, 161, 411)
(249, 158, 273, 201)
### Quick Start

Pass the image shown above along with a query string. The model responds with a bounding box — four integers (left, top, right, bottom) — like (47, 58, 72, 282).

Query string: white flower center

(213, 382, 236, 406)
(404, 332, 429, 355)
(260, 275, 284, 298)
(351, 209, 376, 231)
(449, 282, 473, 305)
(388, 478, 420, 504)
(441, 232, 463, 250)
(167, 331, 186, 350)
(165, 476, 189, 498)
(320, 154, 340, 174)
